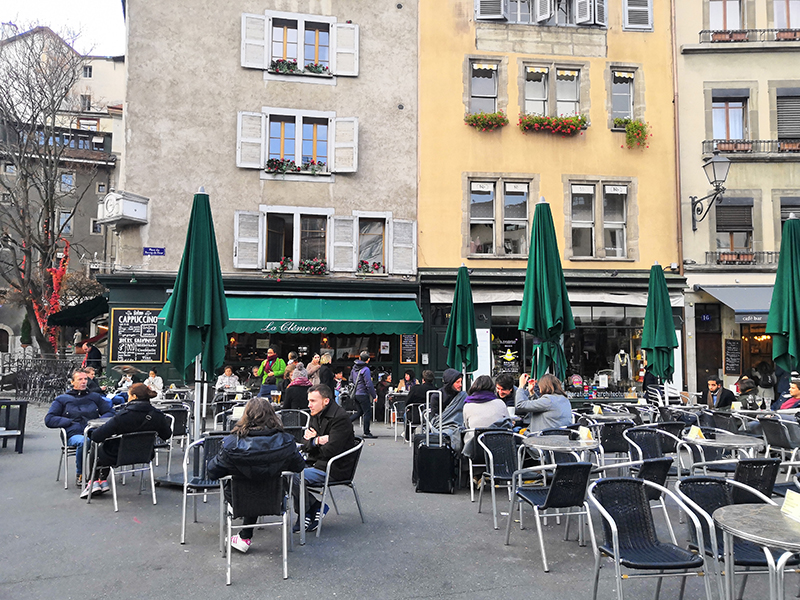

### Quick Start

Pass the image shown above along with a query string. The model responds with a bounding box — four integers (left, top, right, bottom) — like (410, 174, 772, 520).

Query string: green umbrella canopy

(518, 200, 575, 379)
(767, 217, 800, 373)
(162, 192, 229, 377)
(641, 264, 678, 382)
(444, 265, 478, 372)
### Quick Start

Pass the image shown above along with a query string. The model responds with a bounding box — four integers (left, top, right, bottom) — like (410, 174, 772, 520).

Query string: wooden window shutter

(594, 0, 607, 26)
(331, 216, 356, 271)
(241, 14, 268, 69)
(330, 117, 358, 173)
(234, 211, 264, 269)
(389, 219, 416, 275)
(236, 112, 266, 169)
(476, 0, 509, 20)
(624, 0, 652, 30)
(781, 199, 800, 221)
(777, 97, 800, 139)
(715, 205, 752, 232)
(332, 24, 359, 77)
(575, 0, 593, 23)
(535, 0, 554, 22)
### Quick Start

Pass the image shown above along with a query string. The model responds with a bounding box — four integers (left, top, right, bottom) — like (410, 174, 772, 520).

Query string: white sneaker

(79, 481, 102, 499)
(230, 535, 251, 553)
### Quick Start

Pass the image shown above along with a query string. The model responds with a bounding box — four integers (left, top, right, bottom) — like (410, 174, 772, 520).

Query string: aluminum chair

(591, 420, 635, 465)
(404, 403, 423, 445)
(56, 428, 77, 489)
(392, 399, 407, 441)
(476, 431, 525, 529)
(86, 431, 158, 512)
(180, 432, 226, 546)
(758, 417, 800, 463)
(153, 413, 175, 475)
(276, 409, 310, 444)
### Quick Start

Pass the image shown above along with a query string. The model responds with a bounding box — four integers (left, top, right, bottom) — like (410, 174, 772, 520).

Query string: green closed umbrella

(444, 265, 478, 377)
(518, 199, 575, 379)
(767, 216, 800, 373)
(641, 264, 678, 383)
(161, 189, 229, 438)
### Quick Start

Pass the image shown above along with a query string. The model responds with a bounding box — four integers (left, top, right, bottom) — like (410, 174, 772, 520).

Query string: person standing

(349, 351, 377, 439)
(318, 353, 335, 391)
(306, 353, 322, 385)
(82, 342, 103, 373)
(257, 347, 286, 397)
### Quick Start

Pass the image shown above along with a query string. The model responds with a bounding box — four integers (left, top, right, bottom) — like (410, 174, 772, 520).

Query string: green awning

(47, 295, 109, 326)
(159, 296, 423, 335)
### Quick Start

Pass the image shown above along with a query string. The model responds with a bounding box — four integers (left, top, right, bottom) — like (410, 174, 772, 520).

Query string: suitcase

(412, 431, 451, 484)
(415, 390, 456, 494)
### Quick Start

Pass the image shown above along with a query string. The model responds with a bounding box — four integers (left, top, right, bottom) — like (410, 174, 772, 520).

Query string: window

(775, 0, 800, 28)
(712, 99, 747, 139)
(266, 213, 293, 262)
(90, 219, 103, 235)
(3, 163, 15, 175)
(60, 172, 75, 192)
(710, 0, 742, 29)
(503, 183, 529, 255)
(569, 182, 631, 259)
(470, 62, 498, 114)
(623, 0, 652, 30)
(468, 180, 531, 257)
(556, 69, 580, 117)
(237, 109, 357, 173)
(300, 216, 327, 260)
(78, 119, 98, 131)
(611, 71, 634, 121)
(715, 205, 752, 250)
(241, 12, 358, 77)
(82, 65, 93, 78)
(96, 182, 106, 194)
(80, 95, 91, 112)
(59, 211, 72, 235)
(524, 67, 548, 116)
(777, 95, 800, 140)
(781, 198, 800, 227)
(359, 218, 385, 265)
(508, 1, 533, 22)
(485, 0, 607, 26)
(470, 182, 495, 254)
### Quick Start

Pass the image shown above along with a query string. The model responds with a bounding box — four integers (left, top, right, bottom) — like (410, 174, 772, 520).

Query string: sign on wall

(724, 338, 742, 375)
(400, 334, 418, 364)
(110, 307, 163, 363)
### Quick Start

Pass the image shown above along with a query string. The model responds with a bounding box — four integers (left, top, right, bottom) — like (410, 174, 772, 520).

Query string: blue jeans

(258, 384, 278, 397)
(68, 434, 86, 475)
(292, 467, 327, 515)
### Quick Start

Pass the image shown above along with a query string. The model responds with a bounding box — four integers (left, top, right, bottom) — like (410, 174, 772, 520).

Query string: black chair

(306, 438, 366, 538)
(404, 403, 423, 444)
(466, 427, 509, 502)
(224, 475, 290, 584)
(758, 417, 800, 462)
(676, 476, 795, 600)
(276, 409, 310, 444)
(392, 399, 407, 441)
(592, 420, 634, 465)
(477, 431, 525, 529)
(624, 427, 682, 478)
(56, 428, 78, 489)
(87, 431, 158, 512)
(589, 477, 714, 600)
(710, 410, 741, 433)
(505, 461, 595, 572)
(180, 433, 226, 546)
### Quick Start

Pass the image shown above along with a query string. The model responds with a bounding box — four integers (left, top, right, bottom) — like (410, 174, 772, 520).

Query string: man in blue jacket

(45, 370, 114, 486)
(349, 351, 377, 438)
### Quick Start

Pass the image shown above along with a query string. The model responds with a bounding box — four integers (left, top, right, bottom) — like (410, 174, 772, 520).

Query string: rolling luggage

(415, 390, 456, 494)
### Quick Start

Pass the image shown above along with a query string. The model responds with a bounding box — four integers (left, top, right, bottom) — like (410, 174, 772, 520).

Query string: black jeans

(349, 394, 372, 435)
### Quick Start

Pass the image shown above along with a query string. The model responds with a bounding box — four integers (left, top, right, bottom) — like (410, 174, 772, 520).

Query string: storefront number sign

(110, 307, 163, 363)
(400, 334, 418, 364)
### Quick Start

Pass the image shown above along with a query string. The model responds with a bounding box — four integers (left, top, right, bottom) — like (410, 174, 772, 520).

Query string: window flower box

(780, 141, 800, 152)
(267, 257, 292, 281)
(613, 118, 650, 149)
(265, 158, 301, 174)
(268, 59, 302, 74)
(519, 114, 587, 137)
(301, 160, 328, 175)
(776, 30, 800, 40)
(736, 252, 755, 264)
(464, 111, 509, 132)
(716, 141, 752, 152)
(711, 30, 747, 42)
(357, 260, 383, 274)
(298, 258, 327, 276)
(304, 63, 330, 75)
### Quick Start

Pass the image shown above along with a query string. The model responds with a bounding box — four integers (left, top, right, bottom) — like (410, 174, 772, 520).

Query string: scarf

(465, 390, 498, 404)
(288, 377, 312, 388)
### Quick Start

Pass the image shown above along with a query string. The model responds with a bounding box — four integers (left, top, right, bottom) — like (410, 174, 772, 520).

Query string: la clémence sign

(260, 321, 328, 334)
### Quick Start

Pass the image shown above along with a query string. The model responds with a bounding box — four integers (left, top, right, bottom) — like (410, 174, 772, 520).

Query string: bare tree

(0, 26, 98, 351)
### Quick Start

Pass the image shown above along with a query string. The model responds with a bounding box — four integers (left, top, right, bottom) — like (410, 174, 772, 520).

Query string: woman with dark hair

(207, 397, 305, 553)
(281, 364, 313, 410)
(515, 373, 572, 432)
(396, 369, 418, 392)
(461, 375, 511, 455)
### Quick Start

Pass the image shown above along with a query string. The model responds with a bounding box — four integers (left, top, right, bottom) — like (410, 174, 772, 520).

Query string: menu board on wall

(110, 307, 163, 363)
(724, 338, 741, 375)
(400, 334, 418, 364)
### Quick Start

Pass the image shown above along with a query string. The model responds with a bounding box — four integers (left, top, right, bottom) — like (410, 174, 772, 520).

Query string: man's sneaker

(75, 474, 82, 487)
(99, 480, 110, 492)
(230, 535, 251, 553)
(363, 433, 377, 439)
(307, 513, 320, 533)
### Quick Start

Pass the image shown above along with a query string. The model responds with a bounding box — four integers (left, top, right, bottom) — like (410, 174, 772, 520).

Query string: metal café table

(681, 431, 765, 456)
(523, 434, 600, 462)
(714, 504, 800, 600)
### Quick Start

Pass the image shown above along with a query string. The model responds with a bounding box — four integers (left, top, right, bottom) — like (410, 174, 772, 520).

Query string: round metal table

(681, 431, 764, 453)
(713, 504, 800, 600)
(523, 435, 600, 462)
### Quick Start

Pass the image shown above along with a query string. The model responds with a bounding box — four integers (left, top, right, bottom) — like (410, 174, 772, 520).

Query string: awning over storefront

(697, 285, 774, 323)
(47, 295, 109, 326)
(428, 287, 684, 307)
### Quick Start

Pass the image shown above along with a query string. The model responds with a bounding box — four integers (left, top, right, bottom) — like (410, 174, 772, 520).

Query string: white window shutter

(575, 0, 593, 23)
(594, 0, 607, 26)
(330, 117, 358, 173)
(236, 112, 266, 169)
(331, 216, 356, 272)
(389, 219, 416, 275)
(623, 0, 652, 30)
(535, 0, 554, 22)
(332, 23, 359, 77)
(234, 211, 264, 269)
(241, 14, 268, 69)
(476, 0, 509, 20)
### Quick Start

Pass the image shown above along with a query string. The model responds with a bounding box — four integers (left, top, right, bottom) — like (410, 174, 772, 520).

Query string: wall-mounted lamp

(691, 151, 732, 231)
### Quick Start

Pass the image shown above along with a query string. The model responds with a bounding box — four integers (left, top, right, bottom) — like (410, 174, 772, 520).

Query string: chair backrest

(591, 478, 660, 550)
(758, 417, 794, 449)
(652, 422, 685, 452)
(478, 431, 521, 479)
(199, 433, 226, 479)
(711, 411, 739, 433)
(733, 458, 780, 501)
(595, 420, 635, 454)
(406, 403, 423, 425)
(393, 399, 407, 419)
(621, 405, 644, 425)
(539, 427, 577, 439)
(542, 462, 593, 509)
(636, 457, 674, 501)
(676, 476, 731, 548)
(112, 431, 158, 466)
(624, 427, 664, 460)
(162, 405, 190, 438)
(229, 475, 285, 519)
(329, 438, 365, 484)
(277, 409, 310, 428)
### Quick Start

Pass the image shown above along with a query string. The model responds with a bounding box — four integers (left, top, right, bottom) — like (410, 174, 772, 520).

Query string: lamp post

(690, 151, 732, 231)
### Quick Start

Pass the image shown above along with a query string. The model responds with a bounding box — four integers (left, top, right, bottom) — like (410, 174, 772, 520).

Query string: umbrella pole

(193, 354, 202, 440)
(462, 363, 467, 392)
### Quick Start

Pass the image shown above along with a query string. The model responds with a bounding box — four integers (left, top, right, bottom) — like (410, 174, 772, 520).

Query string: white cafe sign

(261, 321, 328, 334)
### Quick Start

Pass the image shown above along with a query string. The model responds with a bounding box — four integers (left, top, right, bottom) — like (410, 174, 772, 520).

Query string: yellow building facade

(418, 0, 685, 392)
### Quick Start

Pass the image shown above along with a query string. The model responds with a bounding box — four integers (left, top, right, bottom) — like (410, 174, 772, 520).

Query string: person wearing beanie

(281, 363, 313, 410)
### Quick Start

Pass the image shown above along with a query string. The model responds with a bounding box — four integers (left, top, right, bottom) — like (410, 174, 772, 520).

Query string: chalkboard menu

(400, 334, 418, 364)
(724, 338, 741, 375)
(110, 307, 163, 363)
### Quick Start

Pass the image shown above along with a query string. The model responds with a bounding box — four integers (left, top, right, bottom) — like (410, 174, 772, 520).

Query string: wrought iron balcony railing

(699, 28, 800, 43)
(704, 251, 780, 266)
(702, 139, 800, 154)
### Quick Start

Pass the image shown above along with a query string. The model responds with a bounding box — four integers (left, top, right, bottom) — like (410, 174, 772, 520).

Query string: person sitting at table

(437, 368, 465, 415)
(462, 375, 512, 457)
(293, 385, 357, 533)
(215, 365, 239, 392)
(45, 370, 114, 487)
(375, 372, 392, 422)
(117, 373, 134, 391)
(207, 396, 305, 552)
(705, 376, 734, 410)
(143, 368, 164, 398)
(282, 364, 313, 410)
(495, 373, 518, 408)
(408, 370, 437, 406)
(83, 383, 173, 498)
(515, 373, 572, 433)
(243, 366, 262, 395)
(737, 378, 762, 410)
(396, 370, 418, 393)
(780, 379, 800, 410)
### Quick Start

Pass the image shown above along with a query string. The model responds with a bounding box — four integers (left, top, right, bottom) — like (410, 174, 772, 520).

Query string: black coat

(282, 383, 312, 410)
(706, 387, 735, 409)
(318, 365, 335, 391)
(302, 401, 357, 481)
(89, 401, 172, 465)
(207, 427, 305, 481)
(407, 381, 437, 406)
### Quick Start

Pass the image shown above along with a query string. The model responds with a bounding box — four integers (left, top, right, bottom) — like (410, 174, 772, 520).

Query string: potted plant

(298, 257, 327, 275)
(269, 59, 301, 74)
(301, 159, 327, 175)
(20, 317, 32, 347)
(731, 31, 748, 41)
(265, 158, 301, 175)
(780, 141, 800, 151)
(776, 29, 800, 40)
(734, 141, 753, 151)
(464, 110, 509, 131)
(519, 114, 587, 137)
(357, 260, 382, 274)
(736, 252, 755, 263)
(711, 31, 734, 42)
(613, 118, 650, 149)
(717, 140, 737, 151)
(267, 257, 293, 281)
(304, 63, 329, 75)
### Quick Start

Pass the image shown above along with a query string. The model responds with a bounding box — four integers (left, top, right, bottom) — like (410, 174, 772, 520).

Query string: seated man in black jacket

(292, 384, 356, 532)
(85, 383, 172, 498)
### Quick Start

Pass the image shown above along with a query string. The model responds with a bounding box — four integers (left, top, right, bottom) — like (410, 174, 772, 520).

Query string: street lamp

(691, 151, 732, 231)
